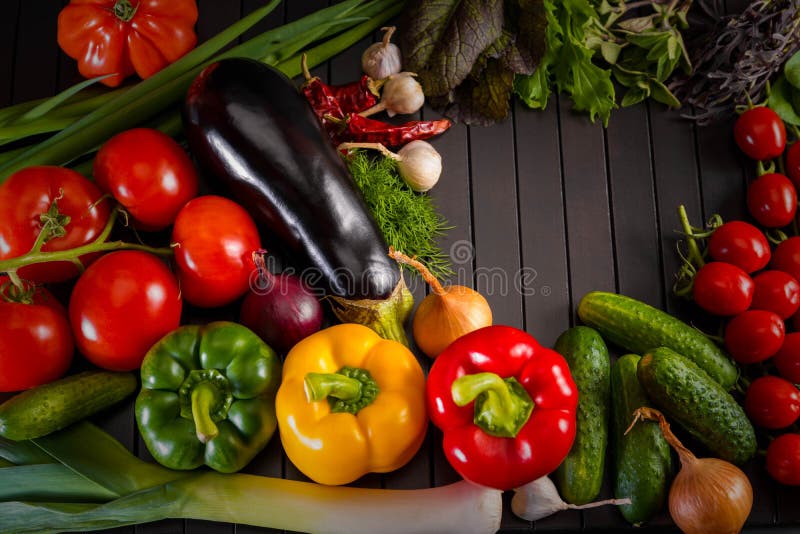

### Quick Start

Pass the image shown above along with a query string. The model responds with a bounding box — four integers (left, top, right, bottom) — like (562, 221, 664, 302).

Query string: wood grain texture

(0, 1, 795, 532)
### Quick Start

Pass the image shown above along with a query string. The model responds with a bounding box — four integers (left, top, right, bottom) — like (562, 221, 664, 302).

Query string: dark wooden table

(2, 0, 799, 532)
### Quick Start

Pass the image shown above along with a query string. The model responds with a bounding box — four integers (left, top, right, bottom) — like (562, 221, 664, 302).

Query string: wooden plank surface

(0, 1, 797, 533)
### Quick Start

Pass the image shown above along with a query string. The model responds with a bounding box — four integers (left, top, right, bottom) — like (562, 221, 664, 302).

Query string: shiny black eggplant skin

(183, 58, 399, 300)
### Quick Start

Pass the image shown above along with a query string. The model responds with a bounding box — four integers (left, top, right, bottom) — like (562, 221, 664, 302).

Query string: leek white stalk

(0, 422, 502, 534)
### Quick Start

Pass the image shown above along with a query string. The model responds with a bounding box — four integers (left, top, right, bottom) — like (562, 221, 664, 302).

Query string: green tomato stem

(451, 372, 534, 439)
(677, 204, 705, 269)
(191, 382, 220, 444)
(0, 209, 172, 276)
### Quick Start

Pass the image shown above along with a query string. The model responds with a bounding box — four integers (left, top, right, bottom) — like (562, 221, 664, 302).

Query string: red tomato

(57, 0, 198, 87)
(744, 376, 800, 429)
(772, 237, 800, 281)
(69, 250, 181, 371)
(766, 433, 800, 485)
(774, 333, 800, 383)
(751, 270, 800, 319)
(0, 166, 110, 283)
(746, 173, 797, 228)
(94, 128, 199, 231)
(734, 107, 787, 161)
(724, 310, 785, 364)
(708, 221, 770, 273)
(692, 262, 753, 316)
(0, 277, 73, 392)
(172, 196, 260, 308)
(788, 142, 800, 189)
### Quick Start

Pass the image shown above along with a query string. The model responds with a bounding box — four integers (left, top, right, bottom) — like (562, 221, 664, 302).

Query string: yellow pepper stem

(451, 372, 534, 438)
(304, 367, 379, 414)
(191, 381, 220, 444)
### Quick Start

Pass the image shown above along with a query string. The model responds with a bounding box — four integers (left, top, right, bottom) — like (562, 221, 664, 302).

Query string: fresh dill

(346, 150, 454, 280)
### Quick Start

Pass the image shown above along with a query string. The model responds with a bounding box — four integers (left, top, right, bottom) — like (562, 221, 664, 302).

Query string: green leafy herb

(346, 151, 453, 280)
(768, 76, 800, 126)
(400, 0, 547, 125)
(514, 0, 691, 126)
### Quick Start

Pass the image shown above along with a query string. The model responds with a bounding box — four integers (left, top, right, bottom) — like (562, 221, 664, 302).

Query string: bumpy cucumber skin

(612, 354, 673, 525)
(637, 347, 756, 465)
(0, 371, 137, 441)
(553, 326, 610, 505)
(577, 291, 738, 389)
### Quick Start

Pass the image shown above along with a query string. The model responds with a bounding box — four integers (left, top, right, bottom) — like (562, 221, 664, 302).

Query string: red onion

(240, 251, 323, 353)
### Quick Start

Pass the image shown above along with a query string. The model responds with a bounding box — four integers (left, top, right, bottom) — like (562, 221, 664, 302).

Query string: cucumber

(611, 354, 673, 525)
(0, 371, 137, 441)
(577, 291, 738, 389)
(553, 326, 610, 505)
(637, 347, 756, 464)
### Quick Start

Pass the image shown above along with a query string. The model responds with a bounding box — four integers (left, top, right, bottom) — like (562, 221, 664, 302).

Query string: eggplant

(183, 58, 412, 343)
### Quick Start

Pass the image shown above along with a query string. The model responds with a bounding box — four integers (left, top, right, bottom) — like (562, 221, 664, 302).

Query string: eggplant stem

(388, 247, 446, 295)
(338, 142, 399, 160)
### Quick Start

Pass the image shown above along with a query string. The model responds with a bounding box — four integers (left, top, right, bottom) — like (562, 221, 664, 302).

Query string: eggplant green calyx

(452, 372, 534, 438)
(179, 369, 233, 443)
(329, 276, 414, 346)
(304, 366, 379, 414)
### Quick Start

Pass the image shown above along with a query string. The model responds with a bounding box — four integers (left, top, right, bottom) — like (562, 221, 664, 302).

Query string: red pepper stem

(191, 381, 220, 444)
(300, 53, 313, 82)
(451, 372, 534, 439)
(337, 142, 399, 160)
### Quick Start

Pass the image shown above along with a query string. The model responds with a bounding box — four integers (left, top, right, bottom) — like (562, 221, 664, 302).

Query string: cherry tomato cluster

(687, 107, 800, 486)
(0, 128, 265, 390)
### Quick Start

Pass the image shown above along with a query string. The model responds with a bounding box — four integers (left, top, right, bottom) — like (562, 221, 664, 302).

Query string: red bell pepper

(426, 325, 578, 490)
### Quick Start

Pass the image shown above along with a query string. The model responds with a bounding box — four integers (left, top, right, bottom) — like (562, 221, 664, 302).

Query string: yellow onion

(389, 248, 492, 358)
(628, 407, 753, 534)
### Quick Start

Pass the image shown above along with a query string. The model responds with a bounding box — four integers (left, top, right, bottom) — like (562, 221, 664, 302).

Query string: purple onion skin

(240, 273, 323, 353)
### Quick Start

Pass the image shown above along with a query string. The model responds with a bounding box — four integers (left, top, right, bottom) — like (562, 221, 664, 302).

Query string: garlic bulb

(338, 141, 443, 193)
(360, 73, 425, 118)
(362, 26, 402, 80)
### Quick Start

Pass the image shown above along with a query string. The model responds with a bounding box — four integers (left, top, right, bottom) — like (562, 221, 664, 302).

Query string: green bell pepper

(135, 321, 281, 473)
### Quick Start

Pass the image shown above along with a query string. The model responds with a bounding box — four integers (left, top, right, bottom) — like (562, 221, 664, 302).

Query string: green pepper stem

(304, 373, 362, 403)
(191, 382, 220, 444)
(451, 372, 534, 439)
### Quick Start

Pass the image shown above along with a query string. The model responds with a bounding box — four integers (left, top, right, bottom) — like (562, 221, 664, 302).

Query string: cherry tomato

(751, 270, 800, 319)
(774, 333, 800, 384)
(744, 376, 800, 429)
(788, 142, 800, 189)
(708, 221, 770, 273)
(746, 173, 797, 228)
(766, 433, 800, 485)
(69, 250, 181, 371)
(94, 128, 199, 231)
(172, 195, 260, 308)
(724, 310, 785, 364)
(0, 166, 110, 283)
(692, 262, 753, 316)
(772, 237, 800, 281)
(733, 107, 786, 161)
(0, 276, 73, 392)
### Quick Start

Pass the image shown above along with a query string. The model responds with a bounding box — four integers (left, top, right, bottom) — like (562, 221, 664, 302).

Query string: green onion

(0, 464, 119, 502)
(0, 422, 501, 533)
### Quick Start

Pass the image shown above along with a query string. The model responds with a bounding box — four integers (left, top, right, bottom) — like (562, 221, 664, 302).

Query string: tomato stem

(113, 0, 138, 22)
(0, 208, 172, 274)
(677, 205, 705, 269)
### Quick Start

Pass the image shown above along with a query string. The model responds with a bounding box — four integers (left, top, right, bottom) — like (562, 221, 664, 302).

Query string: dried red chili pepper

(300, 54, 378, 115)
(328, 75, 380, 114)
(326, 113, 451, 147)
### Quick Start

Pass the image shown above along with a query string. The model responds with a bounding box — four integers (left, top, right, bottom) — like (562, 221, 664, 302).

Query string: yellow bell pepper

(276, 323, 427, 485)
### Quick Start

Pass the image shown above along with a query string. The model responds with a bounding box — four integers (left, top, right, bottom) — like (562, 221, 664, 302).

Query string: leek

(0, 422, 502, 533)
